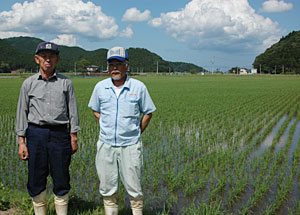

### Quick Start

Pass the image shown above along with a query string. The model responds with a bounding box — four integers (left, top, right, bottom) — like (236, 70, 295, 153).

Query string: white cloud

(0, 0, 119, 41)
(260, 0, 293, 13)
(119, 25, 133, 38)
(0, 31, 32, 39)
(122, 8, 151, 22)
(149, 0, 283, 52)
(50, 34, 78, 46)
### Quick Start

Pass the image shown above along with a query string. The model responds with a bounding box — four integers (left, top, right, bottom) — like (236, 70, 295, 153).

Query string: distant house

(87, 65, 99, 72)
(251, 69, 257, 74)
(239, 68, 248, 75)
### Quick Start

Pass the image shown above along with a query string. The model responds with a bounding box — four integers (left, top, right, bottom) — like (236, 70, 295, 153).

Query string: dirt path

(0, 208, 21, 215)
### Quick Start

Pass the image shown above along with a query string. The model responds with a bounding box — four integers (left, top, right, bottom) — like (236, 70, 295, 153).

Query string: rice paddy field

(1, 74, 300, 214)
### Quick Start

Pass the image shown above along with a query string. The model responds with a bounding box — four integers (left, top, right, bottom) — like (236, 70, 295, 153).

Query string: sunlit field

(1, 74, 300, 214)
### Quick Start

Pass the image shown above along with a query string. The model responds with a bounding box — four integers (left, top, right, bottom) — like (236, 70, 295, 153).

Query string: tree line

(0, 37, 204, 74)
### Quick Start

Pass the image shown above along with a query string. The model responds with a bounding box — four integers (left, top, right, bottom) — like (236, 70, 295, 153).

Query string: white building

(251, 69, 257, 74)
(87, 65, 99, 72)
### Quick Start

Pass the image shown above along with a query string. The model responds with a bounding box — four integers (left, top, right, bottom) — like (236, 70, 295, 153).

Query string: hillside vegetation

(253, 30, 300, 74)
(0, 37, 203, 73)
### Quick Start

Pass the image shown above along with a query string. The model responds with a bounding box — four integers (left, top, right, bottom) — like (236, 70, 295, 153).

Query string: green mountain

(253, 30, 300, 74)
(5, 37, 43, 54)
(0, 36, 204, 73)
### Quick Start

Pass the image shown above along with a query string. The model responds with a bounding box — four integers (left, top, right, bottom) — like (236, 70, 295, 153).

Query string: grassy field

(1, 74, 300, 214)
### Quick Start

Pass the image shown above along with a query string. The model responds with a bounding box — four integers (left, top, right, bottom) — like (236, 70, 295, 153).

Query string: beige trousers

(95, 140, 143, 199)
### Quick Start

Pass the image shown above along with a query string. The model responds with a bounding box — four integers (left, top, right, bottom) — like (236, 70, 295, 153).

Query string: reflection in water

(254, 115, 287, 157)
(274, 117, 296, 153)
(281, 120, 300, 214)
(288, 120, 300, 165)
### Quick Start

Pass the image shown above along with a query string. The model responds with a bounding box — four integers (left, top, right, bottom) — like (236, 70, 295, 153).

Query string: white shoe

(103, 194, 118, 215)
(32, 190, 47, 215)
(33, 205, 47, 215)
(132, 209, 143, 215)
(54, 194, 68, 215)
(130, 198, 143, 215)
(105, 206, 118, 215)
(55, 204, 68, 215)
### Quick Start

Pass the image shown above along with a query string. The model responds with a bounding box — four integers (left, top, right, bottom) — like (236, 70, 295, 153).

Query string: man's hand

(70, 133, 78, 154)
(92, 111, 101, 122)
(18, 137, 29, 160)
(140, 113, 153, 134)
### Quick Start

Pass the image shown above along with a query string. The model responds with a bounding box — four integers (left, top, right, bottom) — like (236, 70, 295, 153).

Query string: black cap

(35, 42, 59, 55)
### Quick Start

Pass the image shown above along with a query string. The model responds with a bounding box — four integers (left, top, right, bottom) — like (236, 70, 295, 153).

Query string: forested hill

(0, 36, 203, 73)
(253, 30, 300, 73)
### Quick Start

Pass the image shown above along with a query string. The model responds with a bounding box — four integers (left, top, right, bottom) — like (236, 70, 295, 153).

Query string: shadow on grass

(68, 195, 103, 215)
(68, 196, 172, 215)
(68, 195, 173, 215)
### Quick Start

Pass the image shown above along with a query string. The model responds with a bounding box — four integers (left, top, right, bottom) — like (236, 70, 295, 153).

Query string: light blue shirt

(88, 76, 156, 146)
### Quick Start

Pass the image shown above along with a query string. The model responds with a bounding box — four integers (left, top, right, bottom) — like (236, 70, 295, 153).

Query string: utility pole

(260, 64, 261, 74)
(74, 62, 77, 75)
(211, 56, 215, 74)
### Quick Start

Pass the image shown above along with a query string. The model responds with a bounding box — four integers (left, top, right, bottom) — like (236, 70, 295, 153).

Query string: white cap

(107, 46, 129, 62)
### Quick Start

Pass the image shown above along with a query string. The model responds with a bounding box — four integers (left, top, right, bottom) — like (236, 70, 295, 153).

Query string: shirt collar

(37, 70, 57, 80)
(109, 75, 130, 89)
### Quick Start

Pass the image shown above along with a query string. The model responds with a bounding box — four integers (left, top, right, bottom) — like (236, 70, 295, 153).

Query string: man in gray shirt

(16, 41, 80, 215)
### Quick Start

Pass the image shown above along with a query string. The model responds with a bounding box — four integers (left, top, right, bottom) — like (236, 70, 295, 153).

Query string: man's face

(35, 50, 60, 73)
(107, 59, 129, 81)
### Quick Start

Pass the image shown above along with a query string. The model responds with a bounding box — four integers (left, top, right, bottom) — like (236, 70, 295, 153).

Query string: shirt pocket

(51, 90, 67, 116)
(121, 98, 139, 117)
(28, 91, 44, 107)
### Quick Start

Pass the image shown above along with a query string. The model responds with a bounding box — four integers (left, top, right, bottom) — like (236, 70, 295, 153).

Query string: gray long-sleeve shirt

(16, 72, 80, 136)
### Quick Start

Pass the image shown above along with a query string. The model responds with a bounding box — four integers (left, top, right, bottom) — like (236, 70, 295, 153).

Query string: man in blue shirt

(88, 46, 156, 215)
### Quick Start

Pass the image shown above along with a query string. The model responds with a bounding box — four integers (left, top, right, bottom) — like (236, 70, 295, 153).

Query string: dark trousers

(26, 124, 72, 197)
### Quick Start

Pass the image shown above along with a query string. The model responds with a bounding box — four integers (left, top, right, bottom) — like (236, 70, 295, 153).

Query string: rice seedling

(1, 75, 300, 214)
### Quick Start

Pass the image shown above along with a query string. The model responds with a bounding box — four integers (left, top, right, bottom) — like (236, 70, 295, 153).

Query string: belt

(28, 123, 68, 130)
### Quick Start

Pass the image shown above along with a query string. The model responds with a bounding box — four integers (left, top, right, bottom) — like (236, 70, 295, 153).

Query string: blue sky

(0, 0, 299, 72)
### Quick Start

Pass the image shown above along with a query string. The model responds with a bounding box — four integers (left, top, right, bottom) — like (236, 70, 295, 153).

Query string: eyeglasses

(108, 62, 126, 68)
